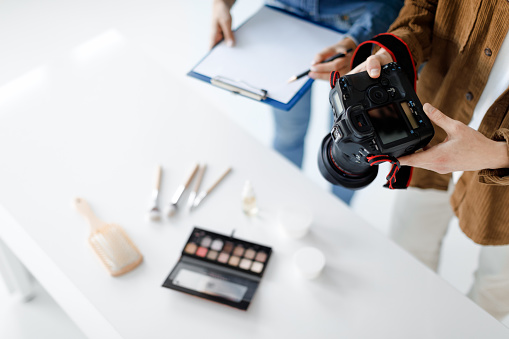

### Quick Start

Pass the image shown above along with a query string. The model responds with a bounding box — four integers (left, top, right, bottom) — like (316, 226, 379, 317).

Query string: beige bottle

(242, 180, 258, 216)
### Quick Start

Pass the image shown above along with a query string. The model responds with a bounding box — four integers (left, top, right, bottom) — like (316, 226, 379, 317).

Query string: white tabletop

(0, 37, 507, 339)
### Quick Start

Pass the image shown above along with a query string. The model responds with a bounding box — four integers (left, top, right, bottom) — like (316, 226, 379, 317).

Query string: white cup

(277, 205, 313, 239)
(294, 247, 326, 280)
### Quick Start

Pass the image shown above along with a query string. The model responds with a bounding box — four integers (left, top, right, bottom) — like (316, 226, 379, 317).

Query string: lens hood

(317, 134, 378, 189)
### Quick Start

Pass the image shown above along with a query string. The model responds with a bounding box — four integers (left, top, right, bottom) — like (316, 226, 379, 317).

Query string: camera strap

(366, 155, 413, 190)
(350, 33, 417, 190)
(350, 33, 417, 88)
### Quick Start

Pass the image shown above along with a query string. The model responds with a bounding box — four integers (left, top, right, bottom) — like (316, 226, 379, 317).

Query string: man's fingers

(366, 55, 382, 78)
(423, 103, 457, 135)
(310, 59, 347, 73)
(312, 48, 335, 64)
(348, 62, 367, 75)
(398, 147, 434, 167)
(309, 61, 349, 81)
(210, 25, 223, 49)
(347, 49, 393, 76)
(218, 19, 235, 46)
(308, 71, 330, 81)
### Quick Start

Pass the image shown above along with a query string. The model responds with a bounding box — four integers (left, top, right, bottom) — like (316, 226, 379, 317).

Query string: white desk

(0, 37, 507, 339)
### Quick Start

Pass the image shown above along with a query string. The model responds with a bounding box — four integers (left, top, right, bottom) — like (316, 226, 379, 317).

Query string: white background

(0, 0, 496, 337)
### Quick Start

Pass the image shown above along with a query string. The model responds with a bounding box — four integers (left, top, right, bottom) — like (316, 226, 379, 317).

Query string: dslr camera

(318, 62, 434, 189)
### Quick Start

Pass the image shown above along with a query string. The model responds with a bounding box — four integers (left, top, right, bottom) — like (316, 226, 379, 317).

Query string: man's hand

(210, 0, 236, 49)
(347, 47, 394, 77)
(308, 37, 357, 81)
(399, 103, 509, 174)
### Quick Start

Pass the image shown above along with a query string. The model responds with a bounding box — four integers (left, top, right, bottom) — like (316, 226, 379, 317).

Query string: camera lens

(368, 86, 389, 104)
(317, 134, 378, 189)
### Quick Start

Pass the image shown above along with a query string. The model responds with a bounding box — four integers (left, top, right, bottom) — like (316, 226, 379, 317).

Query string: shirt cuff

(343, 34, 359, 48)
(478, 128, 509, 185)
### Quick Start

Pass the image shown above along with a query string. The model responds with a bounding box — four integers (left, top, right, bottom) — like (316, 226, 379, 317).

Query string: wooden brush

(73, 197, 143, 277)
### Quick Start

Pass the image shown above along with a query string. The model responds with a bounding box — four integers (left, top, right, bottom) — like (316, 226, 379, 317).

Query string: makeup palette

(162, 227, 272, 310)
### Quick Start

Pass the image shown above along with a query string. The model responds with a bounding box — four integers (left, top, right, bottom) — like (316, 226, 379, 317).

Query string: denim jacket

(267, 0, 404, 45)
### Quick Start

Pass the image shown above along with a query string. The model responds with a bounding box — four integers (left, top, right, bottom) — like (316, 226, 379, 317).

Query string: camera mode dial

(367, 85, 389, 104)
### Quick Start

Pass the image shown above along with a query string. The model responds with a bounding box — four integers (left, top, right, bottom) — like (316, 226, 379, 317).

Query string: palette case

(162, 227, 272, 310)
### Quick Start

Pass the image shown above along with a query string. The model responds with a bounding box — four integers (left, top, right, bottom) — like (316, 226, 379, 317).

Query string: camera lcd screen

(401, 101, 419, 129)
(332, 91, 344, 114)
(367, 103, 410, 145)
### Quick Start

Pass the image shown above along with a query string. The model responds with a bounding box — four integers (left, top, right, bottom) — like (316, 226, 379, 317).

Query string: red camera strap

(366, 155, 413, 190)
(350, 33, 417, 189)
(351, 33, 417, 89)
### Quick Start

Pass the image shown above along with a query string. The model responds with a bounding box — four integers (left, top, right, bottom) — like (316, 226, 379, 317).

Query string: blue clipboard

(187, 5, 345, 111)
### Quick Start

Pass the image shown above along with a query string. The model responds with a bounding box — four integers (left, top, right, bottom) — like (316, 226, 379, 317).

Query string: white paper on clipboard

(191, 6, 345, 106)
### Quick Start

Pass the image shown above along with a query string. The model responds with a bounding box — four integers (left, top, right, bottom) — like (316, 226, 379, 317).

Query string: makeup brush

(187, 164, 207, 211)
(147, 165, 162, 221)
(73, 197, 143, 277)
(192, 167, 232, 210)
(167, 163, 199, 217)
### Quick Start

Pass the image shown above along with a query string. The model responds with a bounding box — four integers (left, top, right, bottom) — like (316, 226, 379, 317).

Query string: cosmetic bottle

(241, 181, 258, 216)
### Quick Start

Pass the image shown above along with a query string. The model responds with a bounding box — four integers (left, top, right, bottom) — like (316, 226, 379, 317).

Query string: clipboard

(187, 5, 345, 111)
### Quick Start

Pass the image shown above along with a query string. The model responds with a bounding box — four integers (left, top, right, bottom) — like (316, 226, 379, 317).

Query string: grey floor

(0, 0, 505, 337)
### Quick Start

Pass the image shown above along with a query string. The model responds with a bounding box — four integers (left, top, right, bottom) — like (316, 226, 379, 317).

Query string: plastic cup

(294, 247, 326, 279)
(277, 205, 313, 239)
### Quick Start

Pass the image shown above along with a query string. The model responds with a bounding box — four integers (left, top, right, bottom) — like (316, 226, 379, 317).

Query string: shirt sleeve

(478, 128, 509, 185)
(345, 1, 404, 45)
(386, 0, 438, 67)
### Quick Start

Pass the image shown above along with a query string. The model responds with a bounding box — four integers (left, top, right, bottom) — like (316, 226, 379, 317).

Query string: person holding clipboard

(210, 0, 403, 204)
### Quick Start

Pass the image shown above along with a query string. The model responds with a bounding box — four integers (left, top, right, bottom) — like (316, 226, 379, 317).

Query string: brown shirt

(388, 0, 509, 245)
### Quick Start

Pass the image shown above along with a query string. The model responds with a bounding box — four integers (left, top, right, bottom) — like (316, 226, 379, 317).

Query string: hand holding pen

(290, 38, 357, 82)
(288, 48, 353, 83)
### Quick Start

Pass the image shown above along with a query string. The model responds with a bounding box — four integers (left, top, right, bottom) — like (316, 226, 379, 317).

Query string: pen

(287, 48, 354, 83)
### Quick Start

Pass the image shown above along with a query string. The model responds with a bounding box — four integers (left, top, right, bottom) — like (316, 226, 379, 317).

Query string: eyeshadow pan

(222, 242, 234, 253)
(233, 245, 245, 257)
(244, 249, 256, 260)
(211, 239, 223, 251)
(239, 258, 252, 270)
(251, 261, 264, 273)
(207, 250, 218, 260)
(196, 247, 208, 257)
(218, 252, 230, 263)
(184, 243, 197, 255)
(255, 251, 267, 263)
(201, 236, 212, 248)
(228, 256, 240, 267)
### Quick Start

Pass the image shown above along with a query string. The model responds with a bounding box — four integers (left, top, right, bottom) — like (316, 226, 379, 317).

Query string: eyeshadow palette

(162, 227, 272, 310)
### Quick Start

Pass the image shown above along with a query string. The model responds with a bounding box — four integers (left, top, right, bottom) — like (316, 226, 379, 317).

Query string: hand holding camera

(348, 49, 509, 175)
(348, 48, 394, 78)
(318, 62, 435, 189)
(399, 103, 509, 174)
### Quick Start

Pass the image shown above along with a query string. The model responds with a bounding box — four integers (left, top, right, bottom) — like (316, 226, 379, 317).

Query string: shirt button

(466, 92, 474, 101)
(341, 15, 350, 21)
(484, 48, 492, 56)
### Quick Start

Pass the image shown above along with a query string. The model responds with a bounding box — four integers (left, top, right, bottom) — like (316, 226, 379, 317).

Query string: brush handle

(154, 165, 162, 190)
(206, 167, 232, 194)
(73, 197, 107, 231)
(183, 163, 200, 188)
(150, 165, 162, 206)
(193, 164, 207, 194)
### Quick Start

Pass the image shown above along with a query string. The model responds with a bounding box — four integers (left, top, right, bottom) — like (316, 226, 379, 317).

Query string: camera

(318, 62, 434, 189)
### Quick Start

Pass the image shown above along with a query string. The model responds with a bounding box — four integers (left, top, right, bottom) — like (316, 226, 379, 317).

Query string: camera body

(318, 62, 434, 189)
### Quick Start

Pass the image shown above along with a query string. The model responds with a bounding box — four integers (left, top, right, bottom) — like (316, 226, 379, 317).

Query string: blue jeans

(268, 0, 403, 205)
(272, 88, 355, 205)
